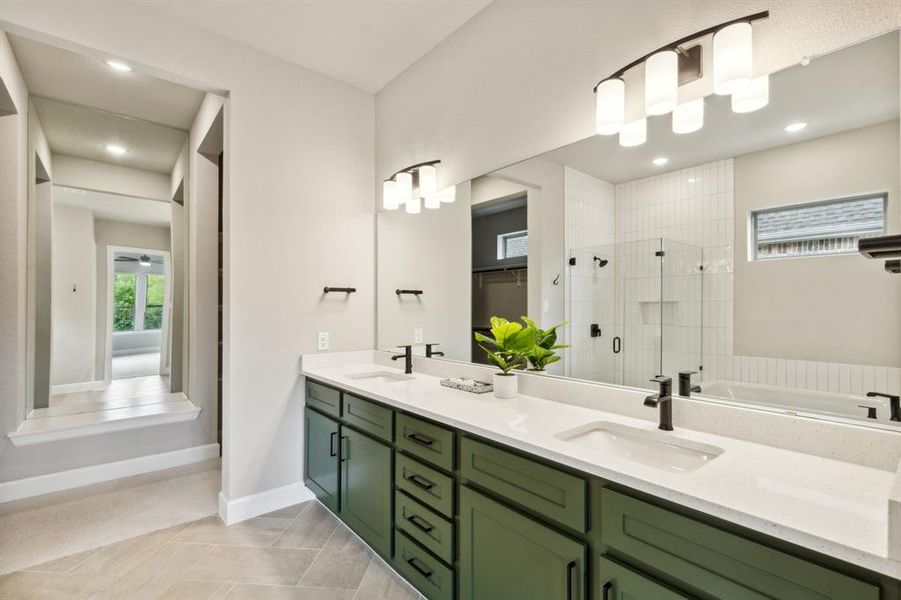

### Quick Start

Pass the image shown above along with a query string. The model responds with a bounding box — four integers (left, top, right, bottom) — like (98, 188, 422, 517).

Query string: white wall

(52, 154, 170, 201)
(377, 182, 471, 360)
(0, 4, 375, 502)
(51, 203, 96, 385)
(0, 31, 30, 433)
(734, 121, 901, 367)
(375, 1, 900, 194)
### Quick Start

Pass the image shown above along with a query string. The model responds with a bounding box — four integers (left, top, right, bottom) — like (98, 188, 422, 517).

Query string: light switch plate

(317, 332, 329, 351)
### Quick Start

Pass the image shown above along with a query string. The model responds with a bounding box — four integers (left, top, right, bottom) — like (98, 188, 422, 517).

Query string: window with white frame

(751, 193, 887, 260)
(497, 230, 528, 260)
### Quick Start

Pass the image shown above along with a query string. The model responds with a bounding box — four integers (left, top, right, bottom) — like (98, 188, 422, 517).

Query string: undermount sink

(555, 421, 723, 473)
(345, 370, 413, 383)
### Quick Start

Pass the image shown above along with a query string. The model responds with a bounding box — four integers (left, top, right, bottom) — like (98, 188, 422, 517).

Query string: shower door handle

(612, 337, 621, 354)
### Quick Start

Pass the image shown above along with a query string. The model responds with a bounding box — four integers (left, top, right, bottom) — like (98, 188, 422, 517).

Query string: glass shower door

(617, 238, 664, 389)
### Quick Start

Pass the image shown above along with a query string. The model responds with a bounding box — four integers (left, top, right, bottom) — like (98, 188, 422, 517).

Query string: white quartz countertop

(301, 358, 900, 579)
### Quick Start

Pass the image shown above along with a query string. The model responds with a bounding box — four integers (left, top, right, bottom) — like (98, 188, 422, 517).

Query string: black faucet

(644, 376, 673, 431)
(678, 371, 701, 397)
(391, 345, 413, 374)
(866, 391, 900, 422)
(425, 343, 444, 358)
(858, 405, 878, 419)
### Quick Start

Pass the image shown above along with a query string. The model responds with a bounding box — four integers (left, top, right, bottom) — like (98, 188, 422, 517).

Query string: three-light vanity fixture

(594, 11, 769, 147)
(382, 160, 455, 214)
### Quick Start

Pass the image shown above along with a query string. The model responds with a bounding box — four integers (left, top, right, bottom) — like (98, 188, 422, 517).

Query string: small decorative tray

(440, 377, 493, 394)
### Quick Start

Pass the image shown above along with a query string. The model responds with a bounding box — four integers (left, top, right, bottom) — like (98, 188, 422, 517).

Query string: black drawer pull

(406, 513, 435, 533)
(567, 561, 577, 600)
(602, 580, 612, 600)
(406, 473, 435, 490)
(339, 436, 348, 462)
(406, 432, 435, 447)
(329, 432, 337, 457)
(407, 556, 433, 579)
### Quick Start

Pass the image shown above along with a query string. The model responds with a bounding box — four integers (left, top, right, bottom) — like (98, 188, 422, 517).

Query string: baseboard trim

(218, 482, 314, 525)
(51, 380, 106, 395)
(0, 443, 220, 503)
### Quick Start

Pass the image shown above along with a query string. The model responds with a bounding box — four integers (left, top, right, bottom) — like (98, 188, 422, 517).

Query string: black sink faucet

(391, 345, 413, 374)
(866, 391, 900, 422)
(425, 343, 444, 358)
(678, 371, 701, 397)
(644, 376, 673, 431)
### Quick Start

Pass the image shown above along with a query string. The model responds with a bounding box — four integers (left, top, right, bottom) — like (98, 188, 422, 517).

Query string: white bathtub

(698, 379, 888, 423)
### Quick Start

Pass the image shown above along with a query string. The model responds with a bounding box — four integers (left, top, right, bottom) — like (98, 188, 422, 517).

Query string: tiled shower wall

(563, 167, 615, 380)
(565, 157, 901, 396)
(615, 161, 729, 387)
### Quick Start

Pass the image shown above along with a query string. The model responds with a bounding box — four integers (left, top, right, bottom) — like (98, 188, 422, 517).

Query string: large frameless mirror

(377, 30, 901, 429)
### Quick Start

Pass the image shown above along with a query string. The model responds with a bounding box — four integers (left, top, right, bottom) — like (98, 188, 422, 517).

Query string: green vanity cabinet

(598, 488, 880, 600)
(304, 407, 340, 512)
(304, 380, 893, 600)
(339, 426, 393, 558)
(595, 556, 689, 600)
(459, 486, 586, 600)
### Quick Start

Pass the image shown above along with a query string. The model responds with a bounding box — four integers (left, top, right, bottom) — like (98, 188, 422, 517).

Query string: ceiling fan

(115, 254, 159, 267)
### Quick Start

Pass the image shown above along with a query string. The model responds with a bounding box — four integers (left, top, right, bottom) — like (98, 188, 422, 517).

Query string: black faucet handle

(679, 371, 698, 377)
(858, 405, 878, 419)
(650, 375, 672, 384)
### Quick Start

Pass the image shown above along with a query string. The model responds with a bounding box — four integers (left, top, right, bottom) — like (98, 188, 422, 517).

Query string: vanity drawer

(394, 530, 454, 600)
(341, 393, 393, 441)
(395, 490, 454, 564)
(305, 379, 341, 417)
(596, 555, 689, 600)
(396, 453, 454, 517)
(460, 437, 586, 532)
(599, 488, 879, 600)
(396, 413, 455, 472)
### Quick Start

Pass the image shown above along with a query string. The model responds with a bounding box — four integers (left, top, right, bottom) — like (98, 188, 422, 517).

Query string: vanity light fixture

(592, 11, 768, 147)
(619, 118, 647, 147)
(652, 157, 669, 166)
(382, 160, 442, 215)
(784, 121, 807, 133)
(672, 98, 704, 134)
(645, 50, 678, 116)
(731, 74, 769, 113)
(105, 144, 127, 155)
(105, 59, 132, 72)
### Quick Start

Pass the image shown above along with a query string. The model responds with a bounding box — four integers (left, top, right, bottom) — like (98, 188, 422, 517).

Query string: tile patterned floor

(0, 500, 422, 600)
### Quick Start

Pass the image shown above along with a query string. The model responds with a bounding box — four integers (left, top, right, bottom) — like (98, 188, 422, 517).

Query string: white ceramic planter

(493, 373, 518, 399)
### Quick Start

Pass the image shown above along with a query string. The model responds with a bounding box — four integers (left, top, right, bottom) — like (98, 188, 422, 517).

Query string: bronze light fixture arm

(592, 11, 769, 92)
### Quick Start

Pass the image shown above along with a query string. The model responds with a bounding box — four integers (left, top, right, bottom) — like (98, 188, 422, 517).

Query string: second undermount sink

(345, 370, 414, 384)
(555, 421, 723, 473)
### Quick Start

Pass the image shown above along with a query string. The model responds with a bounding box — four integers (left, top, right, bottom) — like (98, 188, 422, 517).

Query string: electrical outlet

(414, 328, 423, 344)
(317, 332, 329, 351)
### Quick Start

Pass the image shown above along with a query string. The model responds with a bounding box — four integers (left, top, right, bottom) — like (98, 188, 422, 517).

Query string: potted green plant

(522, 317, 568, 372)
(474, 316, 536, 398)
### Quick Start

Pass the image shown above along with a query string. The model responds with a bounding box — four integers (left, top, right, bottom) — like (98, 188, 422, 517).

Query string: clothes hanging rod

(472, 264, 528, 274)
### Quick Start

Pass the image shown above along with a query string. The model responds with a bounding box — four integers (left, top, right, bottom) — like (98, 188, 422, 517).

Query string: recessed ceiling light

(105, 144, 127, 155)
(106, 59, 132, 72)
(784, 122, 807, 133)
(652, 157, 669, 166)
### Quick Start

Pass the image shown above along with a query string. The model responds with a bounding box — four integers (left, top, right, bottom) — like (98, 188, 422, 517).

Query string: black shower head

(593, 256, 609, 268)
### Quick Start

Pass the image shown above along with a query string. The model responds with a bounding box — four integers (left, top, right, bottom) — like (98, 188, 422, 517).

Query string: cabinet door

(596, 556, 689, 600)
(304, 408, 339, 512)
(340, 427, 392, 558)
(460, 486, 586, 600)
